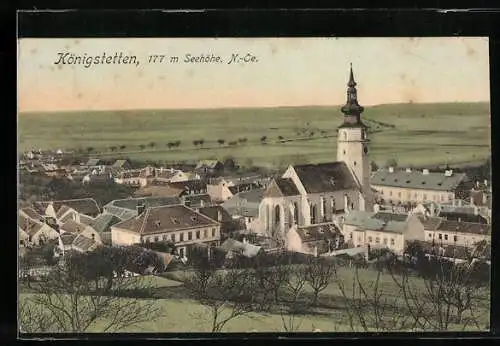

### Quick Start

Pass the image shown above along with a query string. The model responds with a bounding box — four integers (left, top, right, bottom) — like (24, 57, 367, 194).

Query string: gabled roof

(118, 170, 141, 179)
(218, 239, 262, 258)
(344, 210, 408, 234)
(102, 205, 138, 221)
(228, 182, 262, 195)
(417, 216, 443, 231)
(275, 178, 301, 196)
(47, 198, 101, 217)
(169, 180, 207, 191)
(20, 207, 44, 222)
(72, 234, 97, 252)
(55, 205, 72, 219)
(89, 213, 122, 233)
(235, 188, 266, 204)
(183, 194, 212, 208)
(112, 205, 219, 235)
(438, 212, 488, 224)
(195, 160, 222, 169)
(60, 219, 88, 234)
(60, 232, 76, 245)
(436, 220, 490, 236)
(107, 196, 182, 211)
(86, 158, 103, 166)
(197, 206, 233, 223)
(372, 212, 409, 223)
(19, 214, 45, 236)
(133, 185, 184, 198)
(371, 168, 468, 191)
(293, 162, 358, 194)
(296, 223, 342, 242)
(112, 159, 131, 168)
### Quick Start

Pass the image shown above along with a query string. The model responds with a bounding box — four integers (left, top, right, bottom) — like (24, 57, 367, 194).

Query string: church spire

(340, 63, 365, 127)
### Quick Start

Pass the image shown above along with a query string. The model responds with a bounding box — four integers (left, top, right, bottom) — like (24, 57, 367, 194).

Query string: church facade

(258, 65, 374, 241)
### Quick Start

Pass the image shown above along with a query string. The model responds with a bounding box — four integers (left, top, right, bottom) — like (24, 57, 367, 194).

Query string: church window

(275, 205, 281, 224)
(310, 204, 317, 224)
(343, 132, 347, 140)
(293, 202, 299, 224)
(322, 198, 327, 217)
(331, 197, 336, 213)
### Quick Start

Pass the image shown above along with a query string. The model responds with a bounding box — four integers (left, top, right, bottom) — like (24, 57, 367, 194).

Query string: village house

(371, 167, 472, 206)
(111, 159, 132, 171)
(417, 215, 490, 248)
(153, 168, 190, 184)
(113, 169, 143, 187)
(82, 171, 114, 185)
(19, 212, 60, 247)
(110, 204, 221, 259)
(34, 198, 101, 221)
(84, 158, 106, 169)
(195, 160, 225, 176)
(341, 210, 426, 255)
(222, 188, 266, 232)
(103, 196, 182, 221)
(58, 232, 100, 254)
(196, 205, 237, 240)
(286, 222, 343, 256)
(207, 174, 268, 203)
(59, 219, 103, 244)
(215, 238, 264, 262)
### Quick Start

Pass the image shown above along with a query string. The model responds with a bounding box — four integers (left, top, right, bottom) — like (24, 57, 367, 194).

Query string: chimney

(388, 167, 394, 173)
(136, 204, 145, 215)
(422, 169, 429, 175)
(406, 168, 412, 173)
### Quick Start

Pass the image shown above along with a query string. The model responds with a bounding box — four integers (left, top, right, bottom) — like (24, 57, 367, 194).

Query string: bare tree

(252, 252, 291, 309)
(185, 261, 257, 332)
(19, 300, 58, 333)
(19, 250, 163, 333)
(304, 257, 335, 306)
(217, 139, 225, 146)
(280, 264, 307, 332)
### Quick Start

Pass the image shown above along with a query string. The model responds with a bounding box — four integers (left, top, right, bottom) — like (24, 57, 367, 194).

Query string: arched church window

(275, 205, 280, 224)
(322, 198, 327, 219)
(293, 202, 299, 224)
(331, 197, 336, 214)
(310, 204, 317, 224)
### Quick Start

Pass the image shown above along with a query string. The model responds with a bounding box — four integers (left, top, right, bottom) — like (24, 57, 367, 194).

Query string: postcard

(18, 36, 491, 334)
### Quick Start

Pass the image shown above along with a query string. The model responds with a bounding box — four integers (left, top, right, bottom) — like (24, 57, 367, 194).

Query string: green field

(19, 268, 490, 333)
(18, 102, 491, 168)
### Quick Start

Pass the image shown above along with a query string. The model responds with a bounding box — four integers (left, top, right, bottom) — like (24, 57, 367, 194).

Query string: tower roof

(340, 63, 365, 126)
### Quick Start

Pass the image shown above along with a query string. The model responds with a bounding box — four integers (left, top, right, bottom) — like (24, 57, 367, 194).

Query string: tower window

(353, 161, 357, 166)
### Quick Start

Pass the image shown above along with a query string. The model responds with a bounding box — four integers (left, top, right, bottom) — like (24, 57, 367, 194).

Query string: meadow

(19, 267, 490, 333)
(18, 102, 491, 168)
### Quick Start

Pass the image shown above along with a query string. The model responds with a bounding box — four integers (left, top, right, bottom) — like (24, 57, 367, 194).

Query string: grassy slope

(19, 268, 490, 333)
(18, 102, 490, 168)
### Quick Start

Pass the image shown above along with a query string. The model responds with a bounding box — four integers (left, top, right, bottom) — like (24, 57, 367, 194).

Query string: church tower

(337, 64, 371, 197)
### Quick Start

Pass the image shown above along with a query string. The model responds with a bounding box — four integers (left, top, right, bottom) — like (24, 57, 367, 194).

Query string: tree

(217, 139, 225, 146)
(199, 139, 205, 147)
(109, 146, 117, 152)
(20, 249, 163, 333)
(138, 144, 146, 151)
(280, 263, 307, 332)
(260, 136, 267, 143)
(119, 145, 126, 150)
(167, 142, 174, 149)
(86, 147, 94, 154)
(193, 140, 199, 147)
(184, 259, 257, 332)
(371, 161, 379, 172)
(174, 140, 181, 147)
(148, 142, 156, 149)
(304, 257, 335, 306)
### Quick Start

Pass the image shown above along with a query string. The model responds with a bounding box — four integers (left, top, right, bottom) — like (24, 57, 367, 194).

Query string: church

(257, 65, 375, 244)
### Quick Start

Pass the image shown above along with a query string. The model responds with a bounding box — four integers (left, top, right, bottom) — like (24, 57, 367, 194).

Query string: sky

(18, 37, 490, 112)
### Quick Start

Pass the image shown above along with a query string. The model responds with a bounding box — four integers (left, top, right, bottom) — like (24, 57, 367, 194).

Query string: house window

(389, 191, 393, 197)
(368, 236, 373, 243)
(154, 236, 159, 242)
(390, 238, 395, 245)
(414, 193, 417, 199)
(454, 235, 458, 242)
(180, 233, 184, 242)
(428, 233, 432, 238)
(444, 234, 448, 241)
(383, 238, 388, 245)
(179, 248, 184, 257)
(350, 233, 353, 239)
(398, 192, 402, 198)
(204, 229, 208, 238)
(441, 195, 444, 202)
(358, 236, 362, 242)
(423, 194, 427, 201)
(196, 231, 201, 239)
(188, 232, 193, 241)
(375, 237, 380, 244)
(162, 235, 167, 241)
(438, 233, 442, 240)
(353, 161, 357, 166)
(171, 234, 176, 242)
(433, 195, 437, 201)
(380, 190, 384, 195)
(145, 238, 150, 243)
(212, 228, 216, 237)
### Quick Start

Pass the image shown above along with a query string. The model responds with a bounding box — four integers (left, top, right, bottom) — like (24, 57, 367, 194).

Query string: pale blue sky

(18, 37, 490, 112)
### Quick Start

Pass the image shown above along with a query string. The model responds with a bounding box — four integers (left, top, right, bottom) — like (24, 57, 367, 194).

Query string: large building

(371, 167, 472, 206)
(258, 65, 375, 241)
